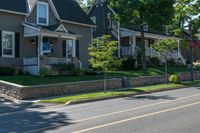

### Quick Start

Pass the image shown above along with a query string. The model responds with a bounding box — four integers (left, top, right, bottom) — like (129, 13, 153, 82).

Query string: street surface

(0, 87, 200, 133)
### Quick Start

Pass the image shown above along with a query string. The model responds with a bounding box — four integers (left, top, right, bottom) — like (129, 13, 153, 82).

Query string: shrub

(84, 68, 99, 75)
(147, 57, 160, 67)
(40, 67, 51, 77)
(169, 74, 181, 84)
(51, 63, 76, 71)
(0, 67, 16, 76)
(121, 58, 136, 70)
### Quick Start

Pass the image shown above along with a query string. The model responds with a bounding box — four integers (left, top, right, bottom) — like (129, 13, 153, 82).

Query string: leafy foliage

(169, 74, 181, 84)
(40, 67, 51, 77)
(109, 0, 175, 69)
(89, 35, 123, 71)
(152, 38, 178, 59)
(0, 67, 16, 76)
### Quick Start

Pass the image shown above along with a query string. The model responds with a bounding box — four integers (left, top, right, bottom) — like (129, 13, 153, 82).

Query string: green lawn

(40, 81, 200, 104)
(0, 67, 199, 86)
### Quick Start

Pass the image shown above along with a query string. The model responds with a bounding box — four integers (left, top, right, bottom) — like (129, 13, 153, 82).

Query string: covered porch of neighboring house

(23, 23, 82, 75)
(120, 28, 136, 57)
(119, 29, 186, 65)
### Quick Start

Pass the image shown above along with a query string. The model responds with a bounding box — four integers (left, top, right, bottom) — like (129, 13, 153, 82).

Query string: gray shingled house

(0, 0, 95, 75)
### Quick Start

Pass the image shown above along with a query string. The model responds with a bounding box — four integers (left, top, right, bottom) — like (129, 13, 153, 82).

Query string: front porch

(119, 28, 186, 65)
(23, 23, 82, 75)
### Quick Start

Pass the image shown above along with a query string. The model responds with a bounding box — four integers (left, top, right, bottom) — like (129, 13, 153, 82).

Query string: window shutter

(0, 31, 2, 57)
(15, 32, 20, 58)
(62, 40, 66, 57)
(76, 40, 79, 59)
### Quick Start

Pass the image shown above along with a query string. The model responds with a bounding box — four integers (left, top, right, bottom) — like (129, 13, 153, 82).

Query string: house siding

(63, 22, 92, 67)
(26, 0, 58, 25)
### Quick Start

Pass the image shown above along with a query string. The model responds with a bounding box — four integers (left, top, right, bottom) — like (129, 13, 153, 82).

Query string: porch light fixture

(31, 39, 36, 46)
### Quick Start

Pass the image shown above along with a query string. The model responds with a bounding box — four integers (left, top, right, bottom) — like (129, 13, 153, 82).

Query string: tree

(89, 35, 123, 93)
(152, 38, 178, 84)
(109, 0, 175, 69)
(170, 0, 200, 81)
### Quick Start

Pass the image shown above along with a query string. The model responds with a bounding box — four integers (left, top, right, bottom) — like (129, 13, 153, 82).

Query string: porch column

(118, 22, 121, 58)
(177, 39, 180, 57)
(37, 34, 43, 74)
(72, 39, 76, 58)
(132, 35, 136, 56)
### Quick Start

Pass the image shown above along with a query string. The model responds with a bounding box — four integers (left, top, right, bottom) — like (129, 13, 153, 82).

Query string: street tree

(109, 0, 175, 69)
(89, 35, 123, 93)
(152, 38, 178, 84)
(169, 0, 200, 81)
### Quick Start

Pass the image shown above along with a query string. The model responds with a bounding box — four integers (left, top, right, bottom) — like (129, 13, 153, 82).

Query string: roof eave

(0, 9, 26, 16)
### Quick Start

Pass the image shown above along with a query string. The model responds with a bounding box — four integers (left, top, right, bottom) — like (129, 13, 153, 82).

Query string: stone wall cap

(0, 80, 24, 88)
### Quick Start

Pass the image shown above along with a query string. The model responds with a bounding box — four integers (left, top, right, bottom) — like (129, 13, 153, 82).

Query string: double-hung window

(2, 31, 15, 58)
(37, 2, 49, 25)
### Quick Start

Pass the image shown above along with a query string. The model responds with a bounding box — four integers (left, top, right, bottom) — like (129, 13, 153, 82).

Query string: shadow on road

(0, 97, 74, 133)
(124, 95, 176, 101)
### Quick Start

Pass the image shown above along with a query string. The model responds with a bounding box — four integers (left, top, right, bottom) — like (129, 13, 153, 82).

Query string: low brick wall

(0, 78, 122, 100)
(123, 72, 200, 87)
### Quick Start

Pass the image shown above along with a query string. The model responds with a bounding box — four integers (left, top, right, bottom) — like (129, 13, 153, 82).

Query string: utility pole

(189, 23, 194, 82)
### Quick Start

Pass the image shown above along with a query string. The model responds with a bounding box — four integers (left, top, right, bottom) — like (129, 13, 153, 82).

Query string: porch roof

(23, 22, 81, 39)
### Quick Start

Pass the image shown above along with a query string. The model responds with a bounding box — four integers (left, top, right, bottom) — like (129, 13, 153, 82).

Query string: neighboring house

(88, 0, 186, 64)
(0, 0, 95, 75)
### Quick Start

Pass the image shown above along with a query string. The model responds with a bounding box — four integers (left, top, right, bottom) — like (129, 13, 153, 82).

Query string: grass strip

(40, 83, 186, 104)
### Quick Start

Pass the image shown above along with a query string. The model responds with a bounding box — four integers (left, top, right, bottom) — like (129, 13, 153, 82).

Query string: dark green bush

(84, 68, 99, 75)
(169, 74, 181, 84)
(51, 63, 76, 71)
(121, 58, 136, 70)
(0, 67, 16, 76)
(40, 67, 51, 77)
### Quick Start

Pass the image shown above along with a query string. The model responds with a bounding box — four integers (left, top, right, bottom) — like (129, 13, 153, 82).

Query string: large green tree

(109, 0, 175, 69)
(170, 0, 200, 81)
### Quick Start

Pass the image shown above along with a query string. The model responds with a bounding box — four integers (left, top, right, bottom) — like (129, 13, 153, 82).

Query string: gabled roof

(52, 0, 95, 26)
(0, 0, 27, 14)
(0, 0, 95, 27)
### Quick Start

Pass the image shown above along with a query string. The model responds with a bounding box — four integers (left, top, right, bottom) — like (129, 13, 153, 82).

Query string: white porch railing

(121, 45, 136, 57)
(23, 57, 38, 66)
(145, 47, 155, 57)
(72, 57, 83, 69)
(41, 57, 67, 65)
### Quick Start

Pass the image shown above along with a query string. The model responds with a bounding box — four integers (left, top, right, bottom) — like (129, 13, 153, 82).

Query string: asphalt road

(1, 87, 200, 133)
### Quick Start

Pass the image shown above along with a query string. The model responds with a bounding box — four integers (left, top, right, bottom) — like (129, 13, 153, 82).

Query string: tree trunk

(190, 45, 194, 82)
(104, 71, 107, 93)
(189, 24, 194, 82)
(140, 25, 146, 69)
(165, 59, 168, 84)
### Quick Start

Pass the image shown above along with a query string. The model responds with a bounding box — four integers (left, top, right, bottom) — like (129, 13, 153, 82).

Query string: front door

(66, 40, 73, 62)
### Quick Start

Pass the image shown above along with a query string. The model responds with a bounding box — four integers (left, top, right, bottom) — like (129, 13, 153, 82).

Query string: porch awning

(23, 22, 81, 39)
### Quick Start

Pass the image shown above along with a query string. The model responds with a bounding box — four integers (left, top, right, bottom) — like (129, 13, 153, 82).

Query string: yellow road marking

(73, 101, 200, 133)
(24, 93, 200, 133)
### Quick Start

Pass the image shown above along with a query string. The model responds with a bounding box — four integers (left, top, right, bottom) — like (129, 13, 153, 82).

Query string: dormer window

(37, 2, 49, 25)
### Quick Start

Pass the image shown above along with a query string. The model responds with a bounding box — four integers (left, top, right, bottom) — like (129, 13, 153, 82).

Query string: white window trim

(37, 1, 49, 26)
(107, 13, 112, 28)
(1, 31, 15, 58)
